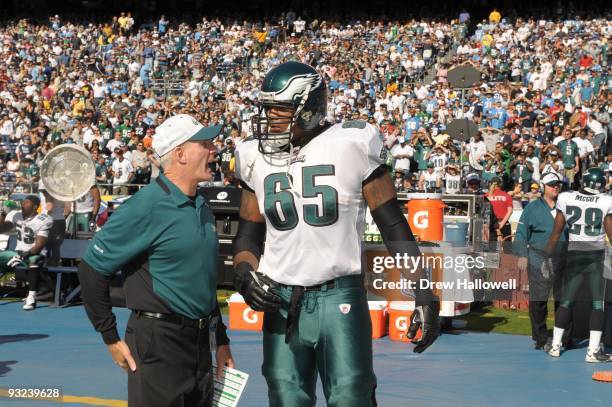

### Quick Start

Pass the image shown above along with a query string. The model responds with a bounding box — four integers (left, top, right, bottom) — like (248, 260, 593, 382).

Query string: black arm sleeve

(212, 302, 230, 346)
(78, 260, 120, 345)
(232, 218, 266, 260)
(370, 197, 434, 302)
(370, 197, 418, 246)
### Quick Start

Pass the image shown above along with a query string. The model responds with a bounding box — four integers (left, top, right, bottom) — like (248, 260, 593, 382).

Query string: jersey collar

(156, 173, 204, 208)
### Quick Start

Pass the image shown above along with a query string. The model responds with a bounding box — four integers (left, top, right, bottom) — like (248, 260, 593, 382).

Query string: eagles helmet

(252, 61, 327, 153)
(581, 167, 606, 194)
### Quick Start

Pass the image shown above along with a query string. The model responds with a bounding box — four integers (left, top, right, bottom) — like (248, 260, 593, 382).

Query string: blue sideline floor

(1, 300, 612, 407)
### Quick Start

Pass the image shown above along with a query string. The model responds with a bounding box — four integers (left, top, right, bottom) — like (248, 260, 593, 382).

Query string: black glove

(233, 262, 281, 313)
(407, 296, 440, 353)
(16, 250, 30, 258)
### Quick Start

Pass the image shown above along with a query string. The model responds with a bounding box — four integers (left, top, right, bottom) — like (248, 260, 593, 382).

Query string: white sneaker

(22, 296, 36, 311)
(545, 343, 561, 357)
(586, 346, 612, 363)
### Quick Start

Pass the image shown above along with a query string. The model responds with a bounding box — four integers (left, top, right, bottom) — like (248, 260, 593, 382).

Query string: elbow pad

(232, 218, 266, 259)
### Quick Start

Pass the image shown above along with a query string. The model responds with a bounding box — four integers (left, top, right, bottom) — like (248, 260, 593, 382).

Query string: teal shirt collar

(156, 173, 204, 208)
(538, 197, 556, 212)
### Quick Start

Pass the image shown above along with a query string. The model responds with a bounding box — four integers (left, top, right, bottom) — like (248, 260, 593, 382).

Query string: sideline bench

(7, 237, 90, 306)
(47, 239, 91, 307)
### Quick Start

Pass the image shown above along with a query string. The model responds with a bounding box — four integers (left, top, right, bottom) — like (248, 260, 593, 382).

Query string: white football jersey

(235, 121, 386, 286)
(445, 173, 461, 194)
(556, 191, 612, 249)
(421, 171, 439, 191)
(11, 212, 53, 253)
(75, 189, 95, 214)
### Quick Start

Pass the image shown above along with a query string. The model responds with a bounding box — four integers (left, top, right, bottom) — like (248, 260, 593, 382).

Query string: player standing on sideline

(0, 195, 52, 311)
(232, 61, 439, 406)
(546, 168, 612, 362)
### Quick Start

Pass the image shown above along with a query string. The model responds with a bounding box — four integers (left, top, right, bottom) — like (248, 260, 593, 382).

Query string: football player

(546, 167, 612, 362)
(0, 195, 53, 310)
(232, 61, 439, 406)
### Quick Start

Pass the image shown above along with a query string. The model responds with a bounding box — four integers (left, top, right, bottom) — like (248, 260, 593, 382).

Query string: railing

(0, 182, 37, 196)
(0, 180, 231, 200)
(0, 182, 150, 199)
(150, 78, 186, 98)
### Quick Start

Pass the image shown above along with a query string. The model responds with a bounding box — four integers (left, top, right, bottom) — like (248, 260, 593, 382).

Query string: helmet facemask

(252, 70, 327, 155)
(251, 99, 303, 154)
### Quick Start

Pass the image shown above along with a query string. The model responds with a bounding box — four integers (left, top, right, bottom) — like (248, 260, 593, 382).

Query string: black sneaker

(534, 342, 547, 350)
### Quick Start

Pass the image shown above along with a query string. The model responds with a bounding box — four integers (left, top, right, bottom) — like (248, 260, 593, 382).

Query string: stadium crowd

(0, 11, 609, 207)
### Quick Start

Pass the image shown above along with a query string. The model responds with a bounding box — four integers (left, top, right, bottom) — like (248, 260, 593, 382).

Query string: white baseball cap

(541, 172, 562, 186)
(152, 114, 222, 157)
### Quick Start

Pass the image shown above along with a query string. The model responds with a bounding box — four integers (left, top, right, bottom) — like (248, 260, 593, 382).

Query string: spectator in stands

(419, 162, 442, 192)
(510, 151, 534, 193)
(391, 135, 413, 176)
(555, 128, 580, 186)
(130, 142, 151, 192)
(110, 148, 133, 195)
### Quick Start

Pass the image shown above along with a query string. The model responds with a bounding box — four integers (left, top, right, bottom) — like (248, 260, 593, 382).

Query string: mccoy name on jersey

(235, 120, 385, 286)
(11, 212, 53, 254)
(556, 191, 612, 250)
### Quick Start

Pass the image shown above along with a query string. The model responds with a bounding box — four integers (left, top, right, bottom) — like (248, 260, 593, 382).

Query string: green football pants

(263, 275, 377, 407)
(66, 213, 92, 233)
(560, 250, 605, 310)
(0, 250, 44, 270)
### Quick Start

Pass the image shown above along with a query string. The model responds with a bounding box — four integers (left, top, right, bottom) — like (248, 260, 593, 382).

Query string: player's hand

(234, 267, 281, 313)
(517, 257, 528, 273)
(7, 254, 24, 268)
(407, 298, 440, 353)
(107, 340, 137, 372)
(215, 344, 235, 380)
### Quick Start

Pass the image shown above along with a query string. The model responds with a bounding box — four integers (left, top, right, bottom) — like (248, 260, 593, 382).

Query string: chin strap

(286, 143, 302, 198)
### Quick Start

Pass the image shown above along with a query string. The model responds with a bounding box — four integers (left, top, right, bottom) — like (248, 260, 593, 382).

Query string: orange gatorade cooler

(388, 301, 422, 342)
(227, 293, 263, 331)
(405, 193, 445, 241)
(369, 301, 388, 339)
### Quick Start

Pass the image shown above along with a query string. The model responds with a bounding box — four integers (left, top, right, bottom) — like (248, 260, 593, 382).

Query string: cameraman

(130, 141, 151, 194)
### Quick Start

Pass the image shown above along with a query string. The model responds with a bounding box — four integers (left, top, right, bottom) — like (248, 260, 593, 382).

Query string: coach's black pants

(527, 259, 572, 346)
(125, 311, 213, 407)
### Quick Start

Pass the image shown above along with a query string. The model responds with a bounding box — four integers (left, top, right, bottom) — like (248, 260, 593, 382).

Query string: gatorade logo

(413, 211, 429, 229)
(243, 307, 259, 324)
(396, 316, 408, 331)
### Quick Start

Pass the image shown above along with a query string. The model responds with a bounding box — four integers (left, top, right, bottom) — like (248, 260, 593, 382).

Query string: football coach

(78, 114, 234, 407)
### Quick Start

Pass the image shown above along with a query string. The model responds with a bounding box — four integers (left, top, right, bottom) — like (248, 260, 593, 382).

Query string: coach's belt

(135, 310, 211, 329)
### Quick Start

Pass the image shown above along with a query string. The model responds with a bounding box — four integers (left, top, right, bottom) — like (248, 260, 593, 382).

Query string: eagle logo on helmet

(260, 73, 323, 104)
(253, 62, 328, 154)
